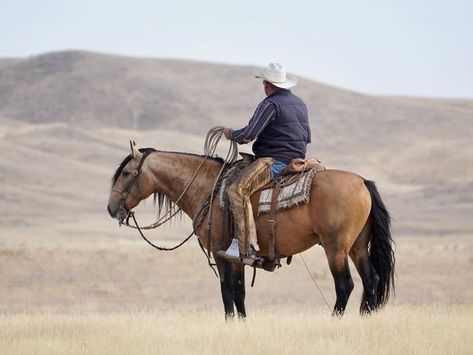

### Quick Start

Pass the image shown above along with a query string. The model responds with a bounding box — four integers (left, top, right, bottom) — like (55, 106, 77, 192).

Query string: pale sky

(1, 0, 472, 98)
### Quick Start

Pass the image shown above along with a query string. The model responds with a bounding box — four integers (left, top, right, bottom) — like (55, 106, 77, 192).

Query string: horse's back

(311, 169, 369, 205)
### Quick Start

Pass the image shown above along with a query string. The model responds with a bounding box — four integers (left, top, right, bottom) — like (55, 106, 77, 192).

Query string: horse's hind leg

(325, 246, 354, 316)
(349, 224, 380, 314)
(232, 264, 246, 318)
(350, 251, 379, 314)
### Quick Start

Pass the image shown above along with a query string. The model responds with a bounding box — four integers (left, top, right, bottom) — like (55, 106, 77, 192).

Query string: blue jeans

(270, 160, 288, 180)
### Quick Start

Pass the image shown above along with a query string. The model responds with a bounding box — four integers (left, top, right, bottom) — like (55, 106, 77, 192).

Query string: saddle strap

(268, 183, 282, 260)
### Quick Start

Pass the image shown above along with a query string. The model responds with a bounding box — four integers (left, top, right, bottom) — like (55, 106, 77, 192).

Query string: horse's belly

(279, 232, 320, 256)
(256, 206, 319, 257)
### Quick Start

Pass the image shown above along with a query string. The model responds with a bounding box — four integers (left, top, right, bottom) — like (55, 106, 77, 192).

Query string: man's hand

(223, 127, 250, 144)
(223, 128, 231, 140)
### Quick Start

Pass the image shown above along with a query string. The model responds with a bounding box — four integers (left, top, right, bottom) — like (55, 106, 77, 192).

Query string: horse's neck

(146, 152, 221, 218)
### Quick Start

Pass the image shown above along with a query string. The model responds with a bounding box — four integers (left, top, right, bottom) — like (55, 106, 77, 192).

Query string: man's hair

(263, 81, 280, 90)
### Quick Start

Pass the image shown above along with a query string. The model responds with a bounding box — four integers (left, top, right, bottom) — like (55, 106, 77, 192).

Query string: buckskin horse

(107, 142, 395, 318)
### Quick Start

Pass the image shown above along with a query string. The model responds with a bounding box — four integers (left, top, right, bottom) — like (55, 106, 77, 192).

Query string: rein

(126, 189, 220, 277)
(129, 211, 196, 251)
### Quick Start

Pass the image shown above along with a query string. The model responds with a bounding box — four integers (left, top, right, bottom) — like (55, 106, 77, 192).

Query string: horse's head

(107, 141, 156, 224)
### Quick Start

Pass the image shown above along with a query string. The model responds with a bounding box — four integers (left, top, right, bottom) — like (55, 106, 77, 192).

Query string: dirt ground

(1, 222, 471, 314)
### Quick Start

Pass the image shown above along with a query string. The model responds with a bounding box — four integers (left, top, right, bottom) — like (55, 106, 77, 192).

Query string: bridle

(112, 149, 155, 225)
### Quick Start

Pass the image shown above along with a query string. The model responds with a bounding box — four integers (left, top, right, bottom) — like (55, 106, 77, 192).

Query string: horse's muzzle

(107, 205, 114, 218)
(108, 204, 129, 226)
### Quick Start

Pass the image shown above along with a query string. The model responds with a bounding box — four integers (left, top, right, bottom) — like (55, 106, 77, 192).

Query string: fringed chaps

(227, 158, 273, 254)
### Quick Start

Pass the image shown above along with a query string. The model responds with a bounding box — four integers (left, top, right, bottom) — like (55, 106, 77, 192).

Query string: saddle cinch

(218, 154, 325, 270)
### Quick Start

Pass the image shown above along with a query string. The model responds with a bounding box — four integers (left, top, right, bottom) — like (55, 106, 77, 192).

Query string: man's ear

(130, 140, 142, 160)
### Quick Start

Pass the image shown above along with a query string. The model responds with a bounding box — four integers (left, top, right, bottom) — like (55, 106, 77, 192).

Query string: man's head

(256, 62, 297, 95)
(263, 80, 280, 96)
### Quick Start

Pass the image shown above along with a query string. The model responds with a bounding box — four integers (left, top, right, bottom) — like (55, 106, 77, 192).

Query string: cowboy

(223, 62, 311, 262)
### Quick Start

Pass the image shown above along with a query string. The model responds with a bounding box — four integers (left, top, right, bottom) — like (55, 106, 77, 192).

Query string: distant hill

(0, 50, 472, 238)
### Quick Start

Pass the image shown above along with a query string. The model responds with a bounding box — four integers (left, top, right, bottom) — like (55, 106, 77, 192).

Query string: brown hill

(0, 50, 472, 242)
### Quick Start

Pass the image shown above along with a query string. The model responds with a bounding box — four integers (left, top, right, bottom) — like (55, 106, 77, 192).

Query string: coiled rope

(204, 126, 239, 164)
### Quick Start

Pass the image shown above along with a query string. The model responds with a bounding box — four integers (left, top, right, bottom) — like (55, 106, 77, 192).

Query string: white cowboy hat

(255, 62, 298, 89)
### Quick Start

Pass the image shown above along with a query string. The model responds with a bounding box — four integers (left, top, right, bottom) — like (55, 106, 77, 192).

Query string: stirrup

(240, 245, 263, 267)
(241, 256, 263, 268)
(217, 239, 242, 264)
(224, 238, 240, 258)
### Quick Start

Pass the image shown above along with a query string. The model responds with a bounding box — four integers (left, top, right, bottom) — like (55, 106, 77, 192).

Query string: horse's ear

(130, 140, 142, 160)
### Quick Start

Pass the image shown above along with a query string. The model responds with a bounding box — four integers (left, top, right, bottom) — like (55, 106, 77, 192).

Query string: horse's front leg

(232, 264, 246, 318)
(216, 258, 235, 320)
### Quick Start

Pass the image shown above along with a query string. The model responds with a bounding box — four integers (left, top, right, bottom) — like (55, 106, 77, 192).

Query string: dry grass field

(0, 51, 472, 354)
(0, 229, 471, 354)
(1, 305, 472, 355)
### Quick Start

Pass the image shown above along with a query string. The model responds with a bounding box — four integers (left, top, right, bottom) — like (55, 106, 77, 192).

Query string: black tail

(363, 180, 396, 309)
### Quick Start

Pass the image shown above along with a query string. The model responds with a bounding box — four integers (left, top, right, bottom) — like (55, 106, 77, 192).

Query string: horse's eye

(122, 171, 130, 177)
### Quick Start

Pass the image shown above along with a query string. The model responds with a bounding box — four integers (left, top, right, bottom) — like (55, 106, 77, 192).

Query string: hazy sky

(2, 0, 472, 98)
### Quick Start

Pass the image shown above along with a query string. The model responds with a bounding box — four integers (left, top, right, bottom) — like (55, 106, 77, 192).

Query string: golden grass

(1, 304, 471, 355)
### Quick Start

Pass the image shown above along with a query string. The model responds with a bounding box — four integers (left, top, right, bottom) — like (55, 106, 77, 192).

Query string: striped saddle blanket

(257, 169, 317, 215)
(218, 167, 318, 214)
